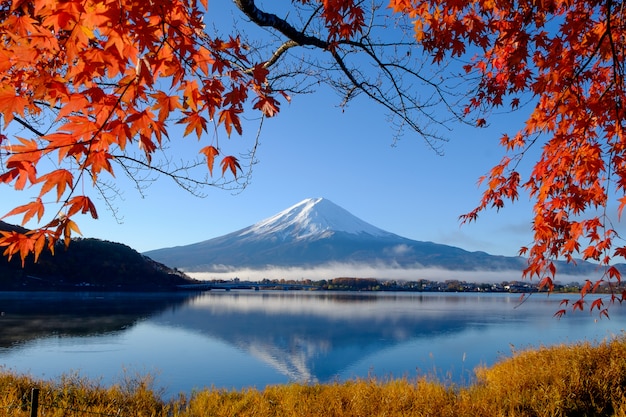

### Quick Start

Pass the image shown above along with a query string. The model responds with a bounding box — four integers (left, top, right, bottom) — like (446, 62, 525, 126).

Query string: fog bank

(185, 263, 589, 284)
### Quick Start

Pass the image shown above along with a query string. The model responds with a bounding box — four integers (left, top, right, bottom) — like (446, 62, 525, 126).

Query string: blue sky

(0, 2, 543, 259)
(24, 87, 538, 258)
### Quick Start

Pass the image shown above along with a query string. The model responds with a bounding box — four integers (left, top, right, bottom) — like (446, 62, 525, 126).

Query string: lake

(1, 290, 625, 397)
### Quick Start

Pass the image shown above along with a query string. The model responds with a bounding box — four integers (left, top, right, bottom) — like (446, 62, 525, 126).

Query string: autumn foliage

(0, 0, 283, 264)
(1, 0, 626, 313)
(390, 0, 626, 315)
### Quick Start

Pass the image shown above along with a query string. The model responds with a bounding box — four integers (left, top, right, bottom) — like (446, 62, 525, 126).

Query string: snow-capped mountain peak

(239, 198, 393, 241)
(143, 197, 541, 274)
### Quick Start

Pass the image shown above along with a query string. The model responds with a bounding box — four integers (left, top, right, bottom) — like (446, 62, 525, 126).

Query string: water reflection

(0, 292, 196, 347)
(154, 293, 477, 382)
(151, 292, 626, 385)
(1, 291, 625, 395)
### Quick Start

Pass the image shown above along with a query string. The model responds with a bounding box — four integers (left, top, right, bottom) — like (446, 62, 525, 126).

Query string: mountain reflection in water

(153, 292, 484, 383)
(1, 291, 625, 395)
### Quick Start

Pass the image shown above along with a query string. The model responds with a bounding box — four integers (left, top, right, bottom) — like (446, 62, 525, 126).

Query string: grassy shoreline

(3, 336, 626, 416)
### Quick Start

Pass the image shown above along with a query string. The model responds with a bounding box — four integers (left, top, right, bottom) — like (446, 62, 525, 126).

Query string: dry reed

(3, 335, 626, 416)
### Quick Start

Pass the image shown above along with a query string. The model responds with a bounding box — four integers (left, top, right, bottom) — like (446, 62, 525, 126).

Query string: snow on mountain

(239, 198, 394, 241)
(143, 197, 617, 279)
(144, 197, 529, 272)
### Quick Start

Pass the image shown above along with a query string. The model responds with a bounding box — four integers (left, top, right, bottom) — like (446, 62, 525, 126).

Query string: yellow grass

(3, 335, 626, 416)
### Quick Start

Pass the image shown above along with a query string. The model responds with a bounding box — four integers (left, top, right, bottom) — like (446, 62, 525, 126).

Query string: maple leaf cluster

(389, 0, 626, 314)
(314, 0, 366, 43)
(0, 0, 283, 265)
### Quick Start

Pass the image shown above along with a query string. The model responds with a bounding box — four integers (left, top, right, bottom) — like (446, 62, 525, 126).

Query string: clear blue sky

(0, 2, 546, 258)
(3, 88, 540, 258)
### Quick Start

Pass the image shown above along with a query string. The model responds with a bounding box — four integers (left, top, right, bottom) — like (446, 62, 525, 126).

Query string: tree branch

(233, 0, 329, 49)
(232, 0, 459, 151)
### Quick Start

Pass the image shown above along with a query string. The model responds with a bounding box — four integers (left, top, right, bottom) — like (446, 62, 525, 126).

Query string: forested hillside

(0, 222, 195, 291)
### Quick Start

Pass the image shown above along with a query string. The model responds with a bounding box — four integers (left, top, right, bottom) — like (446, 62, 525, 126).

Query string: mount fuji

(144, 197, 533, 273)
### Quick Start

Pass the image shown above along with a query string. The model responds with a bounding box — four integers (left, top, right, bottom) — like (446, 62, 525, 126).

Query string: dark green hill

(0, 221, 197, 291)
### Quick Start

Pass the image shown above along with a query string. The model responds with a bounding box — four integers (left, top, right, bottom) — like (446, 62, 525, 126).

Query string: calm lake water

(1, 291, 625, 397)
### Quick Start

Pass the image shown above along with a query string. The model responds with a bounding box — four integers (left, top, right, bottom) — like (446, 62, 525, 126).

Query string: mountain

(145, 197, 536, 273)
(0, 221, 196, 290)
(240, 197, 394, 240)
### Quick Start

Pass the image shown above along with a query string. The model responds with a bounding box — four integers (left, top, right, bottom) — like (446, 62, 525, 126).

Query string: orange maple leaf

(179, 112, 208, 139)
(253, 95, 281, 117)
(590, 297, 604, 311)
(37, 169, 74, 201)
(2, 199, 45, 225)
(221, 155, 241, 177)
(199, 145, 219, 175)
(65, 196, 98, 219)
(218, 107, 243, 136)
(0, 87, 29, 125)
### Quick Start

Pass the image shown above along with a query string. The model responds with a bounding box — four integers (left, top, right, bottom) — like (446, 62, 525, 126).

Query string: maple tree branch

(89, 172, 124, 224)
(113, 154, 214, 194)
(262, 40, 299, 70)
(232, 0, 454, 150)
(225, 115, 264, 194)
(233, 0, 329, 49)
(13, 116, 46, 138)
(330, 48, 438, 144)
(605, 0, 625, 119)
(347, 35, 463, 133)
